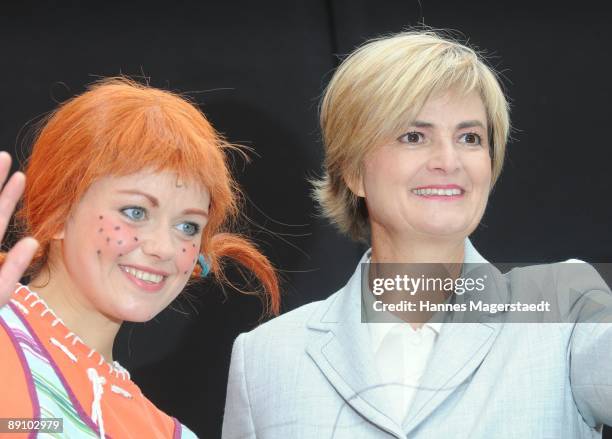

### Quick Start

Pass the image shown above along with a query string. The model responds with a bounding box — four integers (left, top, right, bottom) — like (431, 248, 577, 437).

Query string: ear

(343, 171, 366, 198)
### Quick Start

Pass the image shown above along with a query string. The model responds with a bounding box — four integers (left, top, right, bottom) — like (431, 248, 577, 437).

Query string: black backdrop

(1, 1, 611, 437)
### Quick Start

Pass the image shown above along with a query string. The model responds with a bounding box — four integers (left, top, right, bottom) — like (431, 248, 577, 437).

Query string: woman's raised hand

(0, 152, 38, 308)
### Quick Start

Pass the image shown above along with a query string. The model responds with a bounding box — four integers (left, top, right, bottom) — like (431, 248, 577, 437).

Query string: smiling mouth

(119, 265, 167, 284)
(412, 188, 464, 196)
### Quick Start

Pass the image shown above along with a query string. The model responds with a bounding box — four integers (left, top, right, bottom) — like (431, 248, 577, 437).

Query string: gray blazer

(222, 245, 612, 438)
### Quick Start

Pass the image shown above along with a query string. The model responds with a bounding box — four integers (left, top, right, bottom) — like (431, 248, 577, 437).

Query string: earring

(198, 254, 211, 278)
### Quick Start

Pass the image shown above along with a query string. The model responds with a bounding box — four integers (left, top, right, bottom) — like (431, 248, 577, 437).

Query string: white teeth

(412, 188, 462, 196)
(121, 266, 164, 284)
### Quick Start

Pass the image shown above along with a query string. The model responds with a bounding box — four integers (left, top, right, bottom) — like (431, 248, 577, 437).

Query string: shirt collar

(464, 238, 488, 264)
(369, 321, 442, 353)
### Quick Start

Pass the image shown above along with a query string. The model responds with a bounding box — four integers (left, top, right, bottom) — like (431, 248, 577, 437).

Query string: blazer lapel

(402, 321, 501, 434)
(402, 252, 507, 434)
(306, 258, 406, 438)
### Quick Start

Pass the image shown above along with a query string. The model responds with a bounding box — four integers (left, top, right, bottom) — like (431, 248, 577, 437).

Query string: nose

(427, 138, 461, 174)
(140, 224, 175, 261)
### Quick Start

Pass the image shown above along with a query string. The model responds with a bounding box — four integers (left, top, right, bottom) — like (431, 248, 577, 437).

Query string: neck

(29, 265, 120, 361)
(368, 226, 467, 328)
(370, 225, 466, 264)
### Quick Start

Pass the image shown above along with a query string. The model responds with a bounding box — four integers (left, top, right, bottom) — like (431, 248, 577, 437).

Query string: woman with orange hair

(0, 78, 279, 438)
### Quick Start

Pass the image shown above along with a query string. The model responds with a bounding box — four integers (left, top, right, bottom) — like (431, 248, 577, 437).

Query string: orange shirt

(0, 285, 197, 438)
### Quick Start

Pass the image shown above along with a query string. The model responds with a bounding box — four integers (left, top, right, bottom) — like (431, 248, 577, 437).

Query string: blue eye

(176, 222, 200, 237)
(121, 207, 147, 221)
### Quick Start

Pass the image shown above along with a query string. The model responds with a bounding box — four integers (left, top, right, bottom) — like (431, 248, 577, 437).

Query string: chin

(413, 221, 471, 238)
(413, 213, 479, 237)
(109, 302, 167, 323)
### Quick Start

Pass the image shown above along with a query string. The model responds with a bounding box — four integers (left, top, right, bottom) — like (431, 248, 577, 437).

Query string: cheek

(94, 215, 140, 259)
(470, 154, 493, 185)
(468, 158, 492, 214)
(363, 163, 414, 202)
(177, 242, 200, 275)
(367, 153, 419, 187)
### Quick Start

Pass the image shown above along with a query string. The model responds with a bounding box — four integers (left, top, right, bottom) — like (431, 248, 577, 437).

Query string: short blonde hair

(312, 30, 510, 242)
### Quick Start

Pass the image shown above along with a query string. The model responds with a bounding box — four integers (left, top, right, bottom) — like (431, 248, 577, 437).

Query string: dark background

(1, 1, 611, 437)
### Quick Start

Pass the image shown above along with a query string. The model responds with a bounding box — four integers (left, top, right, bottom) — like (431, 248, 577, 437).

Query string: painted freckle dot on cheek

(134, 237, 138, 241)
(98, 228, 103, 233)
(99, 215, 103, 220)
(118, 240, 123, 245)
(106, 237, 110, 243)
(114, 226, 120, 231)
(96, 250, 101, 255)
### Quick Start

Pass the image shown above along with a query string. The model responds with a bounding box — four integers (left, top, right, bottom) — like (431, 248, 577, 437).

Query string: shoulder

(135, 392, 197, 438)
(235, 289, 343, 359)
(508, 259, 608, 291)
(241, 299, 324, 348)
(254, 299, 323, 332)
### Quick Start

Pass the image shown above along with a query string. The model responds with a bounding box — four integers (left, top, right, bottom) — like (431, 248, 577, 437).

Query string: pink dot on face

(97, 218, 139, 258)
(173, 241, 199, 275)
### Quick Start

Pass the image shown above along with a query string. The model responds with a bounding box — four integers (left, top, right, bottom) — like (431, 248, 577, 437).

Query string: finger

(0, 237, 38, 308)
(0, 171, 25, 242)
(0, 152, 12, 189)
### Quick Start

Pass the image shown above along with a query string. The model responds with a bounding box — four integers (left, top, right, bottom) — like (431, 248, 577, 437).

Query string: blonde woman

(222, 31, 612, 438)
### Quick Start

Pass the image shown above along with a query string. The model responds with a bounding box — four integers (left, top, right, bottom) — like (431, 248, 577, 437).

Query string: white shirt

(369, 319, 441, 422)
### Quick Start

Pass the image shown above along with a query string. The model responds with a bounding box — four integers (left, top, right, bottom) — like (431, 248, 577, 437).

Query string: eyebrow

(411, 119, 486, 130)
(117, 190, 209, 218)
